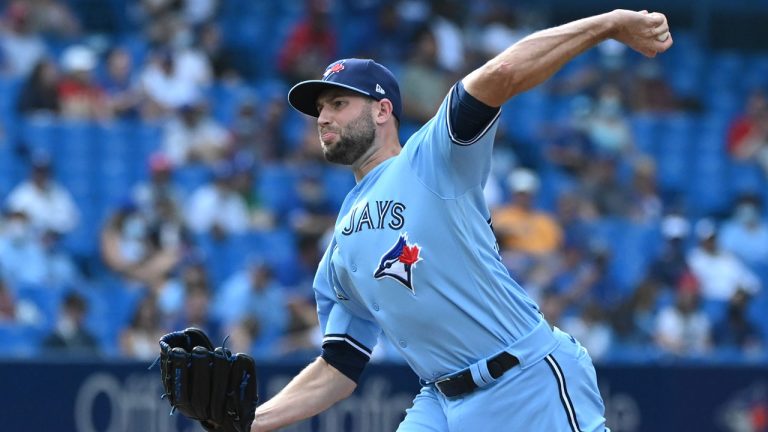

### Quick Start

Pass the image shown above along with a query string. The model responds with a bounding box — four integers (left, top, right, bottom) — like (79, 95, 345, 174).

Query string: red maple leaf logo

(399, 244, 420, 265)
(323, 62, 345, 78)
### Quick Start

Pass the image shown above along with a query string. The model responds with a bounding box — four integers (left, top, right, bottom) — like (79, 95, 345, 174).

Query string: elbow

(474, 60, 524, 105)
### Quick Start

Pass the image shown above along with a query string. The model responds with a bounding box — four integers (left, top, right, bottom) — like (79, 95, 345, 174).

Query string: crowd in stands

(0, 0, 767, 365)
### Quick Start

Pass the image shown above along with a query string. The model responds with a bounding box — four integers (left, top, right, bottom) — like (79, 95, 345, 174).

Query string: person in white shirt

(185, 163, 249, 235)
(161, 101, 230, 166)
(655, 273, 712, 356)
(6, 154, 79, 235)
(687, 218, 761, 302)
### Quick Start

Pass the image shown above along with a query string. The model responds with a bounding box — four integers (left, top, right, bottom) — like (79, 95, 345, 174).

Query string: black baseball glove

(155, 328, 258, 432)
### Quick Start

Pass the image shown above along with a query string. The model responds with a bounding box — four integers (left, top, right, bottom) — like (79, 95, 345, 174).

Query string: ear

(374, 99, 394, 126)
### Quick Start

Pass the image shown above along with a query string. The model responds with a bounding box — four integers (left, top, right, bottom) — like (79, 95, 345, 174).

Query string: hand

(609, 9, 673, 57)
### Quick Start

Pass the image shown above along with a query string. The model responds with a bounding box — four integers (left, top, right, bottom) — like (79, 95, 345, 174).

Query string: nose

(317, 108, 331, 126)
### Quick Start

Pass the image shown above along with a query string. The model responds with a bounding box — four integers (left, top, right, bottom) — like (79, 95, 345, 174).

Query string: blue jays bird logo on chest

(374, 233, 422, 293)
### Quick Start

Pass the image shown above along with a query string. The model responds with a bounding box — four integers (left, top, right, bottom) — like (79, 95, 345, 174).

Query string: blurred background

(0, 0, 767, 431)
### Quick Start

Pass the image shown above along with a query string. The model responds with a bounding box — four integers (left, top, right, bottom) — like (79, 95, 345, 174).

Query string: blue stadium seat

(0, 323, 44, 357)
(323, 167, 355, 211)
(257, 164, 300, 216)
(629, 114, 662, 156)
(174, 164, 212, 195)
(20, 117, 57, 156)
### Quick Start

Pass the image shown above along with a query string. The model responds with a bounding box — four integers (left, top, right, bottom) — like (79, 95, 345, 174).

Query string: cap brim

(287, 80, 372, 117)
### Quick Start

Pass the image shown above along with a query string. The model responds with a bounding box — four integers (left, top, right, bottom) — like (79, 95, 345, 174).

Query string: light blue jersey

(313, 87, 609, 431)
(314, 89, 556, 380)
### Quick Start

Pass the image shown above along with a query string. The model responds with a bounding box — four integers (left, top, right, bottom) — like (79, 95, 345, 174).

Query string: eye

(332, 100, 346, 109)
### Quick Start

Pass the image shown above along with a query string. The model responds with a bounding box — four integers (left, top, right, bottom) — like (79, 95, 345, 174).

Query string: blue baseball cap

(288, 58, 402, 120)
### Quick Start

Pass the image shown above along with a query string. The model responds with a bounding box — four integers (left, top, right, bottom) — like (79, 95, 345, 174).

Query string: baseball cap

(507, 168, 539, 194)
(288, 58, 402, 120)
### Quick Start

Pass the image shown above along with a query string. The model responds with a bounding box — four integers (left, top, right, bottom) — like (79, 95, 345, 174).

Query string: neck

(350, 127, 401, 182)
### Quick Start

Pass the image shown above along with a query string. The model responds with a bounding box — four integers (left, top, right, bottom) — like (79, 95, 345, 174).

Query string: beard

(322, 109, 376, 165)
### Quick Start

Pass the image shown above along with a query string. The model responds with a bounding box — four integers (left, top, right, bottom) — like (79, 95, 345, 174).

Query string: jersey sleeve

(404, 83, 502, 198)
(314, 239, 380, 361)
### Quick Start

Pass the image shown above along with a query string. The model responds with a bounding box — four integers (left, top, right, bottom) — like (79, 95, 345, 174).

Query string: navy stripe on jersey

(446, 82, 501, 146)
(323, 334, 373, 359)
(545, 354, 581, 432)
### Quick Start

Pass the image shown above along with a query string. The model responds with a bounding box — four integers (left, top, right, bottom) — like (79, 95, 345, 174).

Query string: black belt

(434, 352, 520, 398)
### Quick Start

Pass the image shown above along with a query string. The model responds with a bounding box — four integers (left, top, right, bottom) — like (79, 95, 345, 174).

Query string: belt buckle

(434, 375, 454, 396)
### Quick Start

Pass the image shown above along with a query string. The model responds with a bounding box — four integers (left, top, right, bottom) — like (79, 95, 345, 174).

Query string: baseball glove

(155, 328, 258, 432)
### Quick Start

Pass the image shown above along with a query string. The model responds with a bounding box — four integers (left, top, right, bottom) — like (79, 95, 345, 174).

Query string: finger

(646, 12, 666, 26)
(658, 33, 674, 51)
(651, 22, 670, 38)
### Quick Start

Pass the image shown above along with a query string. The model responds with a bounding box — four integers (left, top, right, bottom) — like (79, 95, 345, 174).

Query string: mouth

(320, 131, 338, 143)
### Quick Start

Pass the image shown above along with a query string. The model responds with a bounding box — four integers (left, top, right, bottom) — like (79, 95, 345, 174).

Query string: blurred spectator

(727, 90, 768, 176)
(628, 59, 679, 112)
(561, 301, 613, 361)
(429, 0, 466, 74)
(156, 259, 206, 321)
(6, 153, 79, 234)
(0, 210, 42, 286)
(181, 0, 218, 26)
(24, 0, 80, 37)
(399, 26, 453, 125)
(99, 47, 143, 120)
(687, 219, 761, 302)
(289, 168, 337, 239)
(161, 100, 230, 166)
(230, 155, 274, 230)
(550, 241, 619, 310)
(713, 289, 763, 354)
(213, 260, 289, 358)
(612, 277, 661, 345)
(0, 1, 48, 77)
(197, 21, 240, 81)
(654, 273, 712, 356)
(57, 44, 110, 120)
(544, 96, 595, 179)
(132, 153, 184, 225)
(41, 291, 100, 356)
(171, 279, 220, 341)
(119, 294, 166, 360)
(185, 163, 249, 236)
(554, 190, 597, 250)
(140, 49, 206, 117)
(229, 92, 286, 163)
(100, 200, 181, 290)
(0, 275, 16, 320)
(649, 214, 691, 289)
(550, 40, 631, 97)
(627, 157, 663, 223)
(581, 155, 631, 218)
(719, 194, 768, 267)
(467, 2, 525, 64)
(492, 168, 563, 257)
(16, 58, 60, 115)
(586, 84, 633, 158)
(0, 226, 80, 288)
(356, 3, 409, 66)
(139, 0, 186, 48)
(277, 0, 337, 83)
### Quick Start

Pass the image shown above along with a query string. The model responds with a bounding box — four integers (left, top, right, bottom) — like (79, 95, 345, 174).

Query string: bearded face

(321, 102, 376, 165)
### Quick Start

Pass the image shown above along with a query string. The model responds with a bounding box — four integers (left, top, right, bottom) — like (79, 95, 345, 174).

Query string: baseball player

(252, 9, 672, 432)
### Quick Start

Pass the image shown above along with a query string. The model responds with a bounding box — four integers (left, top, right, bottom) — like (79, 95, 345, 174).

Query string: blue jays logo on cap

(323, 60, 345, 80)
(374, 233, 422, 293)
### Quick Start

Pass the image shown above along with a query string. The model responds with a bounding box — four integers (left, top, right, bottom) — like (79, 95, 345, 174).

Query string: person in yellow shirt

(492, 168, 563, 256)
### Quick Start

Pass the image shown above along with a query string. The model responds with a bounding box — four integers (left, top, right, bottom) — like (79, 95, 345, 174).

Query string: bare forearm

(252, 357, 356, 432)
(465, 13, 615, 106)
(464, 10, 672, 107)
